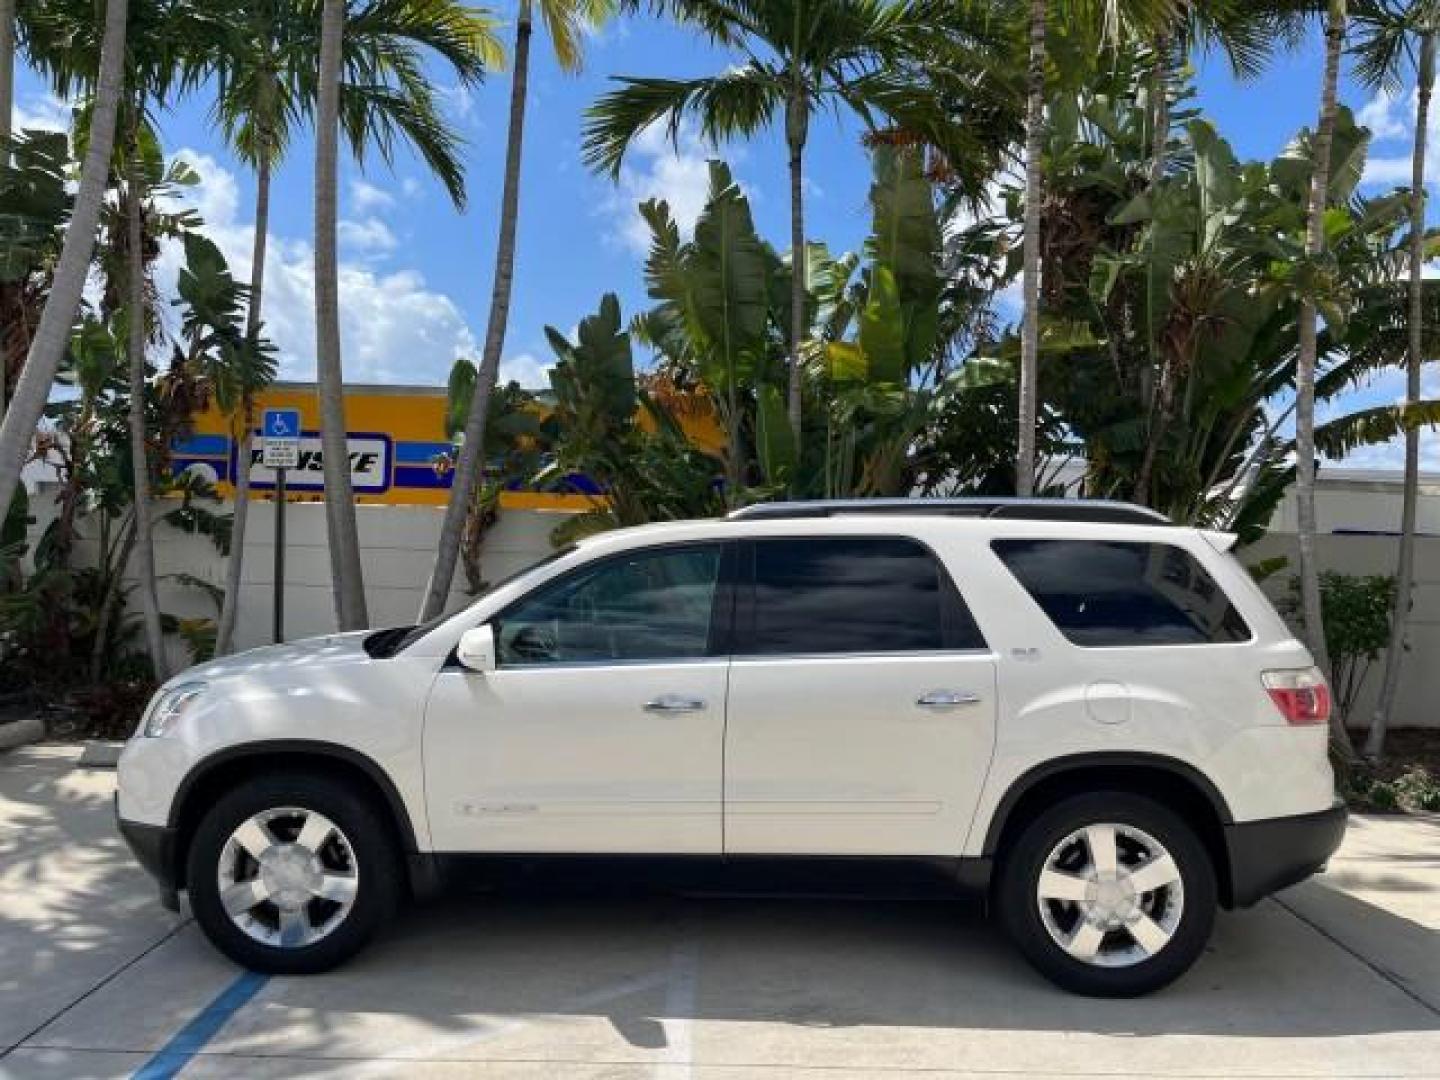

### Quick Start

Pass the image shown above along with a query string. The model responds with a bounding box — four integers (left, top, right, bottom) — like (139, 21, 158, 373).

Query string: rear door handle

(916, 689, 982, 710)
(643, 694, 708, 714)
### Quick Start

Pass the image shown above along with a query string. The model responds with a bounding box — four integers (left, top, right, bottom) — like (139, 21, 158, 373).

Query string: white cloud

(11, 92, 71, 134)
(349, 177, 396, 213)
(436, 82, 479, 130)
(498, 351, 553, 389)
(1357, 88, 1409, 143)
(158, 149, 476, 385)
(338, 215, 399, 254)
(599, 120, 738, 256)
(1359, 80, 1440, 186)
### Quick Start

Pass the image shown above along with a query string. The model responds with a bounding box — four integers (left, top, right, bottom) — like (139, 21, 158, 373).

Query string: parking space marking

(657, 910, 700, 1080)
(130, 971, 268, 1080)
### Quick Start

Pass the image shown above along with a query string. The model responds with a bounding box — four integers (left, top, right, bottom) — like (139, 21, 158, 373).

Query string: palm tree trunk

(315, 0, 368, 631)
(1296, 0, 1345, 748)
(0, 0, 127, 524)
(215, 151, 272, 656)
(1148, 31, 1171, 191)
(1017, 0, 1046, 497)
(1133, 360, 1173, 505)
(786, 87, 809, 458)
(0, 0, 14, 159)
(1365, 30, 1432, 761)
(419, 1, 532, 621)
(125, 112, 168, 683)
(90, 512, 138, 682)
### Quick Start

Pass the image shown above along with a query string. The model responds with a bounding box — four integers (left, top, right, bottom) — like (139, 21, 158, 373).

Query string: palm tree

(1141, 2, 1283, 191)
(584, 0, 959, 465)
(0, 0, 14, 157)
(1350, 0, 1439, 758)
(1295, 0, 1348, 748)
(104, 0, 212, 682)
(123, 117, 168, 679)
(1017, 0, 1045, 496)
(0, 0, 15, 417)
(1016, 0, 1179, 496)
(0, 0, 128, 535)
(314, 0, 368, 630)
(419, 0, 613, 623)
(311, 0, 499, 632)
(208, 0, 297, 653)
(211, 0, 498, 650)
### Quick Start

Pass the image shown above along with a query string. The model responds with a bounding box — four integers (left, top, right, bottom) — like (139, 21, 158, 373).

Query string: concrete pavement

(1, 743, 1436, 1079)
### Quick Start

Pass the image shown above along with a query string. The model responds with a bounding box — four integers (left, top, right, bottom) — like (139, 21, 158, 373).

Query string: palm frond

(583, 66, 784, 176)
(339, 81, 468, 208)
(1314, 399, 1440, 457)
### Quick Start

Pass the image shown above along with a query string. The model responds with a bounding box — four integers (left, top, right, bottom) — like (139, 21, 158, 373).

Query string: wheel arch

(168, 740, 433, 895)
(981, 752, 1239, 907)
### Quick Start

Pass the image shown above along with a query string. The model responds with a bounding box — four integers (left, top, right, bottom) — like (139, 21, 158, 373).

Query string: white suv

(117, 499, 1345, 996)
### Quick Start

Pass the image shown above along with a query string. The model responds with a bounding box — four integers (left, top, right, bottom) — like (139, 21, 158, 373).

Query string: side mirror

(456, 624, 497, 673)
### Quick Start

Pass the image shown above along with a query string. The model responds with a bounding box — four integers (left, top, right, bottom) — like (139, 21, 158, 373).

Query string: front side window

(495, 544, 723, 666)
(992, 539, 1250, 647)
(746, 536, 983, 655)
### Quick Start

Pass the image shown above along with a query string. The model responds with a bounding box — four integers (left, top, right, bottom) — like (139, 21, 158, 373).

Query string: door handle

(916, 689, 982, 710)
(643, 694, 708, 714)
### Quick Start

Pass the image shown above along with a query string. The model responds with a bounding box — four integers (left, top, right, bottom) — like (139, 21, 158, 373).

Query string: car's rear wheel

(997, 792, 1216, 996)
(186, 773, 401, 974)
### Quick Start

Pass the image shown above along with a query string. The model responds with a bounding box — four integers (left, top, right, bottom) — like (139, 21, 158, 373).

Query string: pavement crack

(0, 917, 194, 1060)
(1272, 895, 1440, 1019)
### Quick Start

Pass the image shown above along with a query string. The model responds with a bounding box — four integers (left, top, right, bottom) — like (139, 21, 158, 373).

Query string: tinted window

(747, 536, 983, 655)
(496, 545, 722, 665)
(992, 539, 1250, 647)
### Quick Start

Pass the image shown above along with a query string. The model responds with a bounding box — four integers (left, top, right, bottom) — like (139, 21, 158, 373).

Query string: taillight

(1262, 668, 1332, 726)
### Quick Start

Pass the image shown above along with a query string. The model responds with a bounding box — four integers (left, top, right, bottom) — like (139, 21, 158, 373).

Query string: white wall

(1250, 469, 1440, 731)
(22, 486, 572, 665)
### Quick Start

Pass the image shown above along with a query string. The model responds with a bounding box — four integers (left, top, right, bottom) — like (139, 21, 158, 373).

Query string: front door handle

(643, 694, 708, 714)
(916, 689, 982, 710)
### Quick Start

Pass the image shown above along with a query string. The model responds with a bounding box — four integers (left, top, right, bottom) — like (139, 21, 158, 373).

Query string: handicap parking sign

(263, 408, 301, 439)
(261, 408, 302, 469)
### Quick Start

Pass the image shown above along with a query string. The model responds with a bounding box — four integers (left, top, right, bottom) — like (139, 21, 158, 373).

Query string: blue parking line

(131, 971, 269, 1080)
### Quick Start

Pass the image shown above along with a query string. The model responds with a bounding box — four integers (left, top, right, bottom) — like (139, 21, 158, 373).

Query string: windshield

(374, 545, 581, 657)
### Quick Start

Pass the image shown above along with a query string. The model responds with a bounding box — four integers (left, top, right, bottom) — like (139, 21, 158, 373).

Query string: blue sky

(10, 10, 1437, 468)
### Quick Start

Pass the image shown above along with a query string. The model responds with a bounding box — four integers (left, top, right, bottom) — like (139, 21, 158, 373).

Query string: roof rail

(725, 498, 1171, 526)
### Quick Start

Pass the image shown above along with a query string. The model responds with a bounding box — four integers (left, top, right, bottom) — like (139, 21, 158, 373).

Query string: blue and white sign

(263, 408, 301, 440)
(261, 408, 302, 468)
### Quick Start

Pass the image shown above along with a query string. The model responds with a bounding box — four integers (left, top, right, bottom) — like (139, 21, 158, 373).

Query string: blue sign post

(261, 409, 300, 644)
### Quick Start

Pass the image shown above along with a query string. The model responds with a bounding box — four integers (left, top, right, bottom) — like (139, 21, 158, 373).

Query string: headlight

(143, 682, 208, 738)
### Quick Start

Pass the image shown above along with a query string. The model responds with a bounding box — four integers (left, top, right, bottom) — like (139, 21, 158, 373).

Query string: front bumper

(1224, 799, 1347, 907)
(116, 796, 181, 911)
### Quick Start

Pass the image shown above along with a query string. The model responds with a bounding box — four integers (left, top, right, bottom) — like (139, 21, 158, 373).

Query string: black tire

(997, 791, 1217, 997)
(186, 772, 403, 975)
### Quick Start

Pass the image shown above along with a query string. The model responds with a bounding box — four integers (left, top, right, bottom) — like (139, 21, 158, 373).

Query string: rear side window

(745, 536, 985, 655)
(992, 539, 1250, 647)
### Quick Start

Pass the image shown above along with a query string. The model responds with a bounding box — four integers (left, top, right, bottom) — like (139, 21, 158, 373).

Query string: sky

(10, 9, 1440, 470)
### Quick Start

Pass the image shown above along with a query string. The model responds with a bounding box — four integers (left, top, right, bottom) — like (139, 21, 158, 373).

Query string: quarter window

(495, 544, 723, 665)
(746, 536, 983, 655)
(992, 539, 1250, 647)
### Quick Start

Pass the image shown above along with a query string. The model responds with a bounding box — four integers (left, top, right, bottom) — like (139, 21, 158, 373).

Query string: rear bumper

(116, 797, 181, 911)
(1224, 800, 1347, 908)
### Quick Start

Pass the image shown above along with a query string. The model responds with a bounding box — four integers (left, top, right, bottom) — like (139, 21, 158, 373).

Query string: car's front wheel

(186, 773, 401, 974)
(998, 792, 1217, 996)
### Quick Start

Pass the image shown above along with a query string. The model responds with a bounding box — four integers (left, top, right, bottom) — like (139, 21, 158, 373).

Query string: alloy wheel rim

(1035, 822, 1184, 968)
(217, 806, 358, 949)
